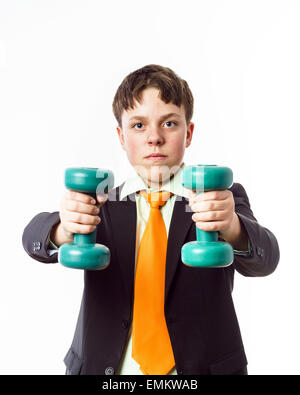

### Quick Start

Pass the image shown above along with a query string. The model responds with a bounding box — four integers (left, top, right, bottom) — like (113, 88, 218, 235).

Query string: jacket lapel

(165, 195, 194, 303)
(107, 184, 137, 303)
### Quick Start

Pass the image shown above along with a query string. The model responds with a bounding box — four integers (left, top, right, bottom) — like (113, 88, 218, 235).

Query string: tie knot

(139, 190, 173, 208)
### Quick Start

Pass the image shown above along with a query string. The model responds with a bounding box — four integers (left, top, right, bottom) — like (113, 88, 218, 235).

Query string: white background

(0, 0, 299, 375)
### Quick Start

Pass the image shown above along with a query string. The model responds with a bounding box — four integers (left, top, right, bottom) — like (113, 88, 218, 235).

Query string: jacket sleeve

(229, 182, 280, 277)
(22, 212, 60, 263)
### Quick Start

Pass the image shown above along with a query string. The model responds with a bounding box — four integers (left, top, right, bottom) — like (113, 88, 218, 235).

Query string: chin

(134, 162, 182, 186)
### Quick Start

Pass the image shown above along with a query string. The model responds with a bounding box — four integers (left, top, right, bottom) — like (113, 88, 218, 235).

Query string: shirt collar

(120, 162, 190, 201)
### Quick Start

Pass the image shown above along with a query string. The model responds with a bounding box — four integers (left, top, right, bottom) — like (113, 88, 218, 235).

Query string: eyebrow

(128, 112, 181, 123)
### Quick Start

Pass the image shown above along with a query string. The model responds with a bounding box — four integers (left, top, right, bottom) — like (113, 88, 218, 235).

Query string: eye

(165, 121, 177, 128)
(133, 123, 144, 130)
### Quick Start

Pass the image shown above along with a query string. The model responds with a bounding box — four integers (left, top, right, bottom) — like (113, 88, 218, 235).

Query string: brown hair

(112, 64, 194, 128)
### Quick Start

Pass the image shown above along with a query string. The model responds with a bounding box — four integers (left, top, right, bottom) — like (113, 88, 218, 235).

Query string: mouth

(145, 153, 167, 159)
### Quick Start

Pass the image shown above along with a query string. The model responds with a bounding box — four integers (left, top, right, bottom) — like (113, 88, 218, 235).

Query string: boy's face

(116, 88, 194, 188)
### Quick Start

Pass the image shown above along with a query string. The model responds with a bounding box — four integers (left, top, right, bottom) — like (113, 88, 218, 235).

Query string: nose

(147, 127, 164, 146)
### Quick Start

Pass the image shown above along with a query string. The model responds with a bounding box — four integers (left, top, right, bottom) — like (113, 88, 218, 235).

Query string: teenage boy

(22, 64, 279, 375)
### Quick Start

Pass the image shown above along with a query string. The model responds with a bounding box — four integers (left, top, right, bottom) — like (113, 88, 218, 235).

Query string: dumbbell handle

(197, 228, 218, 242)
(74, 231, 97, 245)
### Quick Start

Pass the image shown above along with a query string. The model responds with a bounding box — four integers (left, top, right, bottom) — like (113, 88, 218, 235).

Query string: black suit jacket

(22, 182, 279, 375)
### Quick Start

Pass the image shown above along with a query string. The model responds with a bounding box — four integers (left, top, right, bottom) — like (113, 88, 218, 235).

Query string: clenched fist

(187, 189, 248, 250)
(50, 191, 108, 247)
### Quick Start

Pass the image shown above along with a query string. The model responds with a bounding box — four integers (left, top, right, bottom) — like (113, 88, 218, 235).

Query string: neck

(147, 180, 168, 190)
(144, 162, 184, 189)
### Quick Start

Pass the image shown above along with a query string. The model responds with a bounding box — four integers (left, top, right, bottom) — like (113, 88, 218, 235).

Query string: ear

(185, 122, 194, 148)
(116, 126, 126, 151)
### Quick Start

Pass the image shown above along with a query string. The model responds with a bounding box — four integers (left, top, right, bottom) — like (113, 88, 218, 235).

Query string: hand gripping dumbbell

(58, 167, 114, 270)
(181, 165, 234, 268)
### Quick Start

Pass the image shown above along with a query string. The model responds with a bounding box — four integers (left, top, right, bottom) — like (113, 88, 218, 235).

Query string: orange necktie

(132, 190, 175, 375)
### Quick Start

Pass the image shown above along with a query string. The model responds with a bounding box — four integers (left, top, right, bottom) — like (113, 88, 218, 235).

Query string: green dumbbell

(181, 165, 234, 268)
(58, 167, 114, 270)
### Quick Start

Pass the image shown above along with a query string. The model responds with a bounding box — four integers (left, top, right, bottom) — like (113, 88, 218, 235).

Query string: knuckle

(75, 224, 88, 234)
(78, 226, 86, 234)
(84, 196, 91, 205)
(212, 211, 218, 220)
(87, 225, 96, 233)
(76, 192, 85, 202)
(74, 224, 82, 234)
(211, 191, 218, 200)
(206, 202, 212, 210)
(94, 216, 100, 224)
(209, 202, 215, 210)
(210, 223, 218, 231)
(205, 223, 212, 231)
(76, 213, 84, 223)
(91, 205, 99, 214)
(196, 222, 205, 231)
(78, 225, 85, 233)
(84, 194, 93, 203)
(87, 214, 95, 225)
(67, 200, 75, 211)
(71, 200, 78, 211)
(85, 214, 98, 225)
(75, 192, 82, 201)
(195, 202, 201, 211)
(193, 203, 201, 212)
